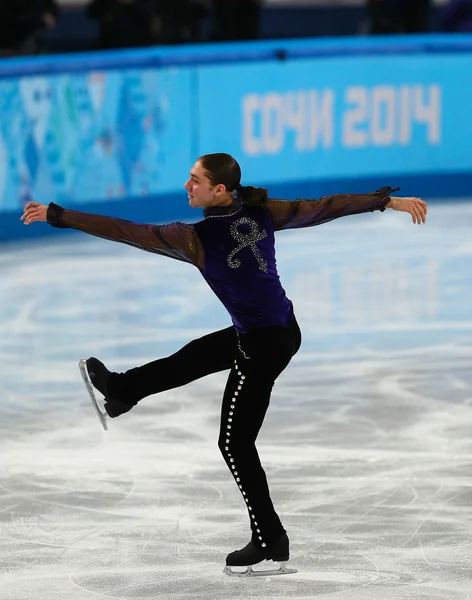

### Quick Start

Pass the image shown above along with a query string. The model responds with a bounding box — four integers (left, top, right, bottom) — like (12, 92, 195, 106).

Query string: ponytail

(234, 184, 268, 207)
(197, 153, 268, 206)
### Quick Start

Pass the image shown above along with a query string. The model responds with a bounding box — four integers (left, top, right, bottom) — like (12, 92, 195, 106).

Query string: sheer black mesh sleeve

(264, 186, 399, 231)
(47, 203, 204, 268)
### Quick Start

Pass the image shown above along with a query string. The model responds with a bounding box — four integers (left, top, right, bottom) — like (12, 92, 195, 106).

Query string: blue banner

(2, 35, 472, 242)
(197, 54, 472, 185)
(0, 67, 193, 213)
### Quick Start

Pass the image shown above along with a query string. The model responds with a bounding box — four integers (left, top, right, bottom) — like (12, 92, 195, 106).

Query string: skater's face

(184, 161, 233, 209)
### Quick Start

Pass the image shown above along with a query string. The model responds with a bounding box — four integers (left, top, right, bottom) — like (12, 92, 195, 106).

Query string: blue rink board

(2, 34, 472, 242)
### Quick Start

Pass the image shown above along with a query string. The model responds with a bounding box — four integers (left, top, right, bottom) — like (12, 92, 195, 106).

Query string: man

(366, 0, 432, 34)
(211, 0, 262, 41)
(0, 0, 59, 56)
(87, 0, 158, 49)
(441, 0, 472, 32)
(21, 153, 427, 576)
(87, 0, 205, 48)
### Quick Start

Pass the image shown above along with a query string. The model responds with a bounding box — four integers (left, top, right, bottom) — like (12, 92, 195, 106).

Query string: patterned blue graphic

(0, 68, 193, 213)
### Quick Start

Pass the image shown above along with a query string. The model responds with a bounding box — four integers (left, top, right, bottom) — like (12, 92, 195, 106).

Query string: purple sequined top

(47, 187, 395, 334)
(194, 202, 293, 333)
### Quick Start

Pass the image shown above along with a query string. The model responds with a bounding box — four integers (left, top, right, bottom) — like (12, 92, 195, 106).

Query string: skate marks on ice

(1, 349, 471, 599)
(1, 202, 472, 598)
(265, 350, 472, 598)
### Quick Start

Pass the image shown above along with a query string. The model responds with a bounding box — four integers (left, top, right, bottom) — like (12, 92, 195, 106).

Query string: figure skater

(21, 152, 427, 576)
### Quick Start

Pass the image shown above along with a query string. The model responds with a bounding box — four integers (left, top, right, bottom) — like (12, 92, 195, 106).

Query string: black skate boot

(85, 357, 137, 419)
(224, 532, 297, 577)
(79, 357, 109, 431)
(79, 357, 136, 430)
(85, 357, 109, 397)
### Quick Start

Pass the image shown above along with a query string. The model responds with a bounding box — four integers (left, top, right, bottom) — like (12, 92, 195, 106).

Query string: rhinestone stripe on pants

(217, 318, 301, 548)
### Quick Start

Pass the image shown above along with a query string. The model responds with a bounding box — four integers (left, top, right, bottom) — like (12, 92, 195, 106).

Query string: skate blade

(224, 561, 297, 577)
(79, 359, 108, 431)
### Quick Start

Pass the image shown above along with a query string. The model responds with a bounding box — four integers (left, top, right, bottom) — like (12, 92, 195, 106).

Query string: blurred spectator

(211, 0, 262, 41)
(441, 0, 472, 32)
(366, 0, 432, 34)
(87, 0, 158, 49)
(0, 0, 59, 56)
(152, 0, 208, 44)
(87, 0, 206, 48)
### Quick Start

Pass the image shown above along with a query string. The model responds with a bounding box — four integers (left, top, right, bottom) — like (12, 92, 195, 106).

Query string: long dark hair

(198, 153, 268, 207)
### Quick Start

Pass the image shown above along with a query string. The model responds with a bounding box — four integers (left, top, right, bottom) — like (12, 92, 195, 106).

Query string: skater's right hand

(20, 202, 48, 225)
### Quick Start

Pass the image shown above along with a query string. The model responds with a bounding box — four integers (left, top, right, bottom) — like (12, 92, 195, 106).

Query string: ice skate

(224, 533, 297, 577)
(79, 358, 108, 431)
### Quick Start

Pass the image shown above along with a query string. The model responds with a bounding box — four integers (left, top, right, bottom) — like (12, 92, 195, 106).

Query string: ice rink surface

(1, 201, 471, 599)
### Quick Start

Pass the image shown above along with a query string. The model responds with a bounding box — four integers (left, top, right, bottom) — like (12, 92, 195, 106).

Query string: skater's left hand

(386, 196, 427, 224)
(20, 202, 48, 225)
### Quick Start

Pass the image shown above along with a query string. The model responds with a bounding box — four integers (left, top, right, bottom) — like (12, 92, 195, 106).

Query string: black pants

(108, 317, 301, 547)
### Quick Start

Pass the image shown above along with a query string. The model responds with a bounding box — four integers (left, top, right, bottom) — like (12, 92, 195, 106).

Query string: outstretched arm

(264, 187, 427, 230)
(20, 202, 204, 268)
